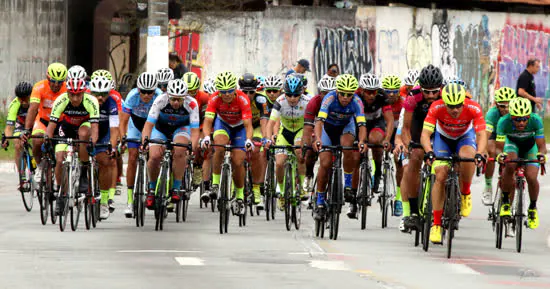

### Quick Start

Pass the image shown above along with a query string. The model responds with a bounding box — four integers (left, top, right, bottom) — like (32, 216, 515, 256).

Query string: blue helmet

(284, 75, 303, 95)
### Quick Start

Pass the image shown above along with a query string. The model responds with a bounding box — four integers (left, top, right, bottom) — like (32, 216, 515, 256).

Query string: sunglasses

(49, 79, 64, 85)
(187, 89, 197, 96)
(286, 94, 301, 98)
(338, 92, 354, 98)
(512, 116, 530, 122)
(93, 92, 109, 98)
(446, 103, 463, 109)
(497, 104, 509, 109)
(158, 83, 168, 88)
(140, 89, 155, 95)
(422, 88, 441, 94)
(219, 89, 235, 94)
(266, 89, 279, 93)
(385, 89, 399, 94)
(169, 97, 184, 102)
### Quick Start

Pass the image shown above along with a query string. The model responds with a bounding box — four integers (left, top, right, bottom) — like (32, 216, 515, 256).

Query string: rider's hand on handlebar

(313, 139, 323, 152)
(424, 151, 435, 166)
(537, 153, 547, 164)
(474, 153, 486, 167)
(19, 129, 30, 142)
(245, 139, 255, 152)
(358, 141, 367, 154)
(497, 152, 507, 164)
(201, 136, 211, 150)
(383, 140, 392, 152)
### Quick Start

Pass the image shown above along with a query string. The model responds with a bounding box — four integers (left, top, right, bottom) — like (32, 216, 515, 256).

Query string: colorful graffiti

(313, 26, 374, 81)
(377, 29, 401, 75)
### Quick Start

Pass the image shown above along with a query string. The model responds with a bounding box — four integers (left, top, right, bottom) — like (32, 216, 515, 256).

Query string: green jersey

(6, 97, 28, 128)
(496, 113, 544, 143)
(485, 106, 502, 133)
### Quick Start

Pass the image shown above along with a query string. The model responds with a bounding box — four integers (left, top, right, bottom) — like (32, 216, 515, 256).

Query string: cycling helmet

(494, 86, 517, 103)
(238, 73, 259, 91)
(403, 69, 420, 86)
(291, 73, 308, 87)
(318, 76, 336, 92)
(441, 83, 466, 105)
(335, 74, 359, 92)
(444, 75, 465, 87)
(15, 81, 33, 98)
(136, 72, 158, 90)
(156, 67, 174, 84)
(47, 63, 68, 81)
(284, 75, 304, 95)
(418, 64, 443, 88)
(256, 75, 266, 90)
(89, 76, 111, 93)
(66, 78, 87, 93)
(359, 73, 380, 90)
(68, 65, 87, 80)
(509, 97, 532, 117)
(203, 78, 216, 94)
(167, 79, 188, 97)
(264, 75, 283, 90)
(91, 69, 112, 80)
(381, 75, 402, 90)
(215, 71, 237, 90)
(182, 72, 201, 91)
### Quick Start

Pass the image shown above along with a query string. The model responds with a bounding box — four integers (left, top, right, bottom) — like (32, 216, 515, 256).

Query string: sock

(172, 180, 182, 190)
(461, 181, 471, 195)
(529, 200, 537, 210)
(100, 190, 109, 205)
(344, 171, 353, 189)
(485, 177, 492, 187)
(235, 187, 244, 200)
(117, 176, 122, 184)
(127, 188, 133, 204)
(299, 174, 305, 187)
(409, 197, 418, 215)
(212, 173, 220, 186)
(403, 201, 410, 217)
(316, 191, 326, 205)
(502, 191, 510, 203)
(109, 188, 116, 200)
(396, 186, 401, 201)
(149, 180, 157, 191)
(253, 184, 260, 195)
(433, 210, 443, 226)
(203, 180, 211, 191)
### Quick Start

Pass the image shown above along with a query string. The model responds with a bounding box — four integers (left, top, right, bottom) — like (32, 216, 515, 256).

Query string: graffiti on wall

(313, 26, 374, 81)
(377, 29, 400, 74)
(169, 20, 203, 79)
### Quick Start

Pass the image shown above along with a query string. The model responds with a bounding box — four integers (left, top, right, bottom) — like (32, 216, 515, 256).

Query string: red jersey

(205, 91, 252, 127)
(390, 97, 403, 126)
(194, 90, 211, 121)
(423, 98, 486, 139)
(304, 94, 323, 126)
(110, 89, 122, 111)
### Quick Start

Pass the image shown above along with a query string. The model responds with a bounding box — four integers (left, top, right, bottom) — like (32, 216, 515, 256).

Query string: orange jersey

(30, 79, 67, 122)
(423, 98, 485, 139)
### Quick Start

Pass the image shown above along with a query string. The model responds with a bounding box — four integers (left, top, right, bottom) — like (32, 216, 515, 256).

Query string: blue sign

(148, 26, 161, 36)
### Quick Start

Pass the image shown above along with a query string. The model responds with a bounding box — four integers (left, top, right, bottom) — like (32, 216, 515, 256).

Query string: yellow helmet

(215, 71, 237, 90)
(47, 63, 68, 81)
(183, 72, 201, 91)
(494, 86, 516, 102)
(509, 97, 532, 117)
(335, 74, 358, 93)
(381, 75, 402, 89)
(91, 69, 112, 81)
(441, 83, 466, 105)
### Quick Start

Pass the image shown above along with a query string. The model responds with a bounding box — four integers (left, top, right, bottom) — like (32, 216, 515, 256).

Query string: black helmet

(238, 73, 259, 91)
(418, 64, 443, 88)
(15, 81, 33, 98)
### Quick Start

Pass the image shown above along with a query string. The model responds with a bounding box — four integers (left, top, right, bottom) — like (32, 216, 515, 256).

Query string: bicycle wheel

(496, 217, 504, 249)
(84, 198, 92, 230)
(445, 184, 458, 258)
(515, 184, 524, 253)
(330, 170, 342, 240)
(199, 181, 204, 209)
(155, 164, 169, 231)
(330, 206, 340, 240)
(59, 164, 70, 232)
(219, 166, 230, 234)
(19, 152, 34, 212)
(183, 199, 189, 222)
(284, 163, 292, 231)
(38, 163, 49, 226)
(134, 163, 143, 227)
(446, 225, 454, 259)
(422, 175, 433, 252)
(176, 199, 182, 223)
(293, 165, 301, 230)
(265, 157, 275, 221)
(381, 165, 389, 228)
(71, 195, 82, 231)
(358, 163, 370, 230)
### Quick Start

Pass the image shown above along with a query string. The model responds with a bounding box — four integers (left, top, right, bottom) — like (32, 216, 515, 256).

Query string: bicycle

(35, 137, 58, 225)
(83, 143, 111, 230)
(417, 163, 434, 251)
(378, 145, 396, 229)
(146, 138, 192, 231)
(493, 158, 545, 253)
(270, 145, 303, 231)
(123, 137, 148, 228)
(177, 153, 194, 223)
(2, 134, 39, 212)
(264, 146, 277, 221)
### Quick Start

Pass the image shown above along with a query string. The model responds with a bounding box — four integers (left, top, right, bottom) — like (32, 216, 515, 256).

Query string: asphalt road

(1, 171, 550, 289)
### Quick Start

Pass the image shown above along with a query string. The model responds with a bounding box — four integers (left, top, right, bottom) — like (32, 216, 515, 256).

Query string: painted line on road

(432, 257, 515, 265)
(175, 257, 205, 266)
(309, 260, 349, 271)
(489, 280, 550, 288)
(117, 250, 202, 253)
(446, 263, 481, 275)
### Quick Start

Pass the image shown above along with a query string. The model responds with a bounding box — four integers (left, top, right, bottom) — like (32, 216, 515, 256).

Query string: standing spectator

(517, 58, 543, 111)
(169, 52, 188, 79)
(286, 59, 310, 76)
(326, 63, 339, 78)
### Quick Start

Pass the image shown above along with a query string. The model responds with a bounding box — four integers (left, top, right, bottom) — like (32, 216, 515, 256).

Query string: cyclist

(201, 71, 254, 215)
(421, 83, 486, 244)
(181, 72, 212, 202)
(22, 63, 68, 183)
(496, 97, 546, 231)
(203, 78, 216, 95)
(400, 69, 419, 98)
(264, 75, 311, 207)
(89, 76, 119, 219)
(2, 82, 33, 173)
(142, 79, 200, 208)
(120, 72, 162, 217)
(291, 73, 313, 97)
(313, 74, 367, 219)
(156, 67, 174, 92)
(46, 78, 99, 215)
(395, 64, 443, 233)
(67, 65, 87, 81)
(482, 87, 516, 205)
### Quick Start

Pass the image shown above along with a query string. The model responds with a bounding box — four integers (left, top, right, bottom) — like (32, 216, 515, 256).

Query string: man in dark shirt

(516, 58, 542, 111)
(169, 53, 188, 79)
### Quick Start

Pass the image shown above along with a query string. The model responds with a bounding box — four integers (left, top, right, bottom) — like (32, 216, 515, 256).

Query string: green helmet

(91, 69, 113, 81)
(182, 72, 201, 91)
(215, 71, 237, 90)
(381, 75, 402, 89)
(441, 83, 466, 105)
(509, 97, 532, 117)
(335, 74, 359, 92)
(494, 87, 516, 102)
(47, 63, 68, 81)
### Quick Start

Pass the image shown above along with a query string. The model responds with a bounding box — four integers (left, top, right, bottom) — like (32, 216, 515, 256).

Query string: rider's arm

(46, 122, 56, 139)
(534, 114, 547, 155)
(420, 129, 433, 152)
(4, 98, 19, 137)
(243, 119, 253, 140)
(120, 111, 130, 137)
(472, 104, 488, 154)
(267, 102, 281, 139)
(402, 111, 413, 146)
(382, 106, 394, 143)
(25, 84, 41, 131)
(536, 138, 547, 155)
(420, 106, 436, 152)
(495, 118, 506, 156)
(141, 122, 154, 143)
(90, 123, 99, 144)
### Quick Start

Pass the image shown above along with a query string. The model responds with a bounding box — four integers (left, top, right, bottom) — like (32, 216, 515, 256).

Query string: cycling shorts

(432, 129, 476, 168)
(504, 138, 539, 168)
(127, 119, 142, 149)
(253, 126, 262, 142)
(32, 118, 49, 136)
(321, 119, 356, 147)
(275, 127, 303, 155)
(213, 118, 246, 150)
(54, 122, 91, 152)
(96, 132, 111, 154)
(366, 117, 386, 138)
(150, 126, 191, 144)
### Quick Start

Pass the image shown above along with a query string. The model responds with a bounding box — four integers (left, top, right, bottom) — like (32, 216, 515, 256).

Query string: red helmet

(66, 78, 87, 93)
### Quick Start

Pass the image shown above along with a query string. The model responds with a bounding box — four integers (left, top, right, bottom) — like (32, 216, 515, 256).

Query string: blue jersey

(317, 91, 366, 126)
(122, 87, 163, 130)
(146, 93, 200, 136)
(98, 96, 119, 140)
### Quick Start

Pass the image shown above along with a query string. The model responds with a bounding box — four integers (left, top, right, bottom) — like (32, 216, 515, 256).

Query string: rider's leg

(231, 149, 246, 200)
(96, 152, 114, 205)
(485, 139, 497, 189)
(126, 148, 138, 203)
(402, 148, 423, 216)
(458, 137, 476, 217)
(171, 134, 190, 191)
(368, 128, 385, 191)
(147, 145, 164, 191)
(431, 164, 450, 226)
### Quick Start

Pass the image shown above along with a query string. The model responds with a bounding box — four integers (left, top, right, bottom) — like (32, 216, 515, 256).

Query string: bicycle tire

(446, 226, 454, 259)
(199, 181, 204, 209)
(71, 196, 82, 231)
(59, 164, 70, 232)
(246, 165, 254, 217)
(515, 182, 524, 253)
(176, 199, 182, 223)
(445, 181, 458, 258)
(329, 169, 342, 240)
(293, 165, 301, 230)
(284, 163, 292, 231)
(20, 152, 34, 212)
(38, 163, 49, 225)
(85, 199, 92, 230)
(183, 199, 189, 222)
(134, 162, 143, 227)
(219, 165, 230, 234)
(358, 163, 370, 230)
(330, 207, 340, 240)
(265, 156, 275, 221)
(50, 192, 57, 224)
(422, 175, 433, 252)
(496, 217, 503, 249)
(155, 162, 169, 231)
(381, 167, 388, 228)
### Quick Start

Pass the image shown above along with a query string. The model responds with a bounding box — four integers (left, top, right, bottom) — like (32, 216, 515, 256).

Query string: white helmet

(89, 76, 111, 93)
(318, 76, 336, 92)
(68, 65, 87, 80)
(264, 75, 283, 90)
(167, 79, 188, 97)
(359, 73, 380, 89)
(203, 78, 216, 94)
(137, 72, 158, 90)
(403, 69, 420, 86)
(156, 67, 174, 84)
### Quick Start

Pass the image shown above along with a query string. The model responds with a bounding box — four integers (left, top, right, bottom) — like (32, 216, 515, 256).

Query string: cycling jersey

(193, 90, 210, 123)
(110, 89, 122, 111)
(6, 98, 28, 129)
(248, 91, 270, 126)
(390, 97, 404, 128)
(304, 94, 323, 126)
(404, 86, 440, 143)
(270, 94, 311, 132)
(360, 89, 392, 121)
(30, 79, 68, 123)
(205, 92, 252, 127)
(317, 91, 366, 127)
(50, 93, 100, 126)
(496, 113, 544, 143)
(98, 96, 119, 140)
(423, 98, 485, 140)
(122, 87, 163, 130)
(399, 86, 409, 98)
(485, 106, 502, 134)
(146, 94, 200, 137)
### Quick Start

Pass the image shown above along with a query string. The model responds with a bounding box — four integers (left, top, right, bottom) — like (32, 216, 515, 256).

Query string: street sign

(148, 26, 161, 37)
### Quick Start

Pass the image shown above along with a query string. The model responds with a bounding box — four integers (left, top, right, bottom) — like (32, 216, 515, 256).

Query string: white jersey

(270, 94, 311, 132)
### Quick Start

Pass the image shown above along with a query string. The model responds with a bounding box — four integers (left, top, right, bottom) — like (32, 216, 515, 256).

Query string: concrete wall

(0, 0, 66, 111)
(168, 6, 550, 112)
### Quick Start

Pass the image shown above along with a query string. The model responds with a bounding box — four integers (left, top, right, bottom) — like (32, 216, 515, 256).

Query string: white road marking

(446, 263, 481, 275)
(117, 250, 202, 253)
(309, 260, 350, 271)
(175, 257, 205, 266)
